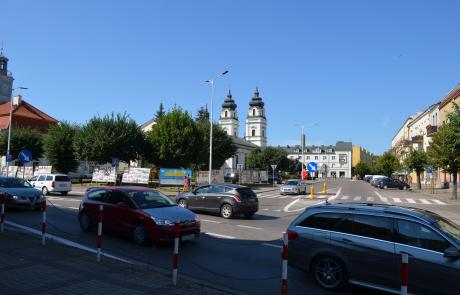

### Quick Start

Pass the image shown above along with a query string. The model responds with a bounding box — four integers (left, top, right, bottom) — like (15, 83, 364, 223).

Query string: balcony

(411, 135, 424, 143)
(426, 125, 438, 137)
(402, 139, 412, 147)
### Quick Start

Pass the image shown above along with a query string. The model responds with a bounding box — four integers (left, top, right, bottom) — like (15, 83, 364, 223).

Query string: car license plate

(59, 184, 67, 187)
(181, 234, 195, 241)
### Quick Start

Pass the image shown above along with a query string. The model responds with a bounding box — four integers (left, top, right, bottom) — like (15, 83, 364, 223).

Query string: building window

(252, 129, 256, 137)
(252, 109, 256, 116)
(306, 156, 310, 160)
(323, 156, 326, 160)
(234, 131, 236, 136)
(262, 129, 265, 137)
(332, 156, 336, 160)
(225, 111, 228, 117)
(332, 164, 334, 168)
(315, 156, 318, 160)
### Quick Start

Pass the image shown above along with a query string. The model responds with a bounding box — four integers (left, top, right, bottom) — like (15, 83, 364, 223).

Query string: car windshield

(0, 178, 32, 188)
(286, 180, 299, 185)
(431, 215, 460, 242)
(128, 190, 175, 209)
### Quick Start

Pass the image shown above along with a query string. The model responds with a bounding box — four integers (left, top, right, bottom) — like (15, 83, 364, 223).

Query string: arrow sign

(18, 149, 32, 164)
(307, 162, 318, 173)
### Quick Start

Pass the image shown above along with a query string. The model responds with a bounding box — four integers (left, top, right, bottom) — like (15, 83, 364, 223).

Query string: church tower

(0, 51, 14, 104)
(245, 87, 267, 147)
(218, 90, 239, 137)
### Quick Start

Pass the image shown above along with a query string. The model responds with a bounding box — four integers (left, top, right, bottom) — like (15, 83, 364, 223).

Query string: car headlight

(194, 215, 200, 223)
(150, 216, 175, 226)
(12, 195, 18, 200)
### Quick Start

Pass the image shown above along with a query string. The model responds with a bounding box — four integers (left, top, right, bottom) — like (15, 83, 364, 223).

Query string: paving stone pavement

(0, 230, 234, 295)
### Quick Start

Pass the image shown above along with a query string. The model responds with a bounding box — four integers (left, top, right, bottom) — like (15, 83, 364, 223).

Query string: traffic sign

(112, 158, 120, 167)
(6, 154, 13, 162)
(271, 164, 277, 171)
(426, 167, 433, 174)
(18, 150, 32, 164)
(307, 162, 318, 173)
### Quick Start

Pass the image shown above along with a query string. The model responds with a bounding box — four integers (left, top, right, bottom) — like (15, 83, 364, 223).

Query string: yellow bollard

(310, 185, 314, 199)
(323, 182, 327, 194)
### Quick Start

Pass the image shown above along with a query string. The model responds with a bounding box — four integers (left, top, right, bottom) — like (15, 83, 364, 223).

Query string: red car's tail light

(51, 181, 56, 188)
(287, 230, 298, 240)
(231, 195, 242, 202)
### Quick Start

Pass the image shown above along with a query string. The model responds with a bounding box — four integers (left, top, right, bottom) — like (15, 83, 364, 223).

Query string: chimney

(13, 95, 22, 106)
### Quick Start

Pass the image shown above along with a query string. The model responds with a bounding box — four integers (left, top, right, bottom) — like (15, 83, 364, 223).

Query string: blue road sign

(6, 154, 13, 162)
(307, 162, 318, 173)
(426, 167, 433, 174)
(112, 158, 120, 166)
(18, 150, 32, 164)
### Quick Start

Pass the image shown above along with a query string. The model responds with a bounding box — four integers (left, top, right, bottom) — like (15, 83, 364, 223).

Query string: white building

(407, 103, 440, 152)
(284, 141, 353, 178)
(245, 87, 267, 147)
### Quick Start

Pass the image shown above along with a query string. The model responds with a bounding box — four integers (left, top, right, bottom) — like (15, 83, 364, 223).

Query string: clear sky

(3, 0, 460, 154)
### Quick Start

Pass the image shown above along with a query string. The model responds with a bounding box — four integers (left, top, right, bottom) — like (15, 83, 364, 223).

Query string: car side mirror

(117, 202, 128, 208)
(444, 247, 460, 258)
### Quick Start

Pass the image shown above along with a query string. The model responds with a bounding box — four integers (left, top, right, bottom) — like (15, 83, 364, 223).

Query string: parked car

(280, 179, 306, 195)
(30, 174, 72, 195)
(0, 176, 45, 210)
(377, 177, 410, 190)
(224, 171, 239, 184)
(268, 174, 282, 184)
(370, 175, 386, 187)
(176, 184, 258, 219)
(78, 186, 200, 245)
(363, 175, 373, 182)
(287, 203, 460, 295)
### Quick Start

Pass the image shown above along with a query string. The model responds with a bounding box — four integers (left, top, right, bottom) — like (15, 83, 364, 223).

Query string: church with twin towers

(218, 87, 267, 170)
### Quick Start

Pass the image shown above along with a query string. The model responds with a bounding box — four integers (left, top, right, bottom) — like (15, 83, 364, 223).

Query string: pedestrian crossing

(256, 191, 447, 205)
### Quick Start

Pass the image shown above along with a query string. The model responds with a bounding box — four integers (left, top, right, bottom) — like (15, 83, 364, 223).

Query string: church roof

(230, 136, 258, 149)
(249, 87, 264, 108)
(222, 90, 237, 110)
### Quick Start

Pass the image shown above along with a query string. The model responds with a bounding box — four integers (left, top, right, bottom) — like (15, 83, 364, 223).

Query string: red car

(78, 186, 200, 245)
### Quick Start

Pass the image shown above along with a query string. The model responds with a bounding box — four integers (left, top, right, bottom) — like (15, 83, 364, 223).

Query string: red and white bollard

(281, 232, 288, 295)
(41, 201, 47, 245)
(172, 217, 180, 286)
(1, 195, 6, 233)
(96, 204, 103, 262)
(401, 253, 409, 295)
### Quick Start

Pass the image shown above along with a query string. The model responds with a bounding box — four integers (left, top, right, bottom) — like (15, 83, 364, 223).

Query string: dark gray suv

(287, 203, 460, 294)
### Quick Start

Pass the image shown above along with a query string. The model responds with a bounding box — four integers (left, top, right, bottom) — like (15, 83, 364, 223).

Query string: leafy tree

(74, 113, 148, 164)
(155, 102, 165, 121)
(354, 162, 371, 179)
(246, 147, 289, 171)
(0, 127, 44, 164)
(194, 121, 237, 169)
(147, 107, 202, 167)
(428, 103, 460, 199)
(376, 152, 401, 177)
(246, 147, 264, 169)
(405, 149, 429, 190)
(44, 122, 80, 174)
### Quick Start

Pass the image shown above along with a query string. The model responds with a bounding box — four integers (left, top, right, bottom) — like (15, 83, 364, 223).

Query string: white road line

(419, 199, 431, 204)
(258, 193, 280, 198)
(205, 232, 236, 239)
(262, 243, 282, 249)
(353, 196, 361, 201)
(274, 209, 281, 212)
(432, 200, 446, 205)
(68, 207, 79, 210)
(328, 187, 342, 201)
(374, 191, 390, 204)
(266, 195, 283, 199)
(237, 225, 264, 231)
(279, 195, 291, 199)
(262, 208, 270, 211)
(341, 196, 350, 200)
(393, 198, 402, 203)
(406, 198, 416, 204)
(201, 219, 222, 224)
(366, 197, 374, 202)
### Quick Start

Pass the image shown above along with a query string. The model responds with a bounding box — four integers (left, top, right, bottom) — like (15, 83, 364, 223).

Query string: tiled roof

(439, 84, 460, 109)
(0, 99, 58, 129)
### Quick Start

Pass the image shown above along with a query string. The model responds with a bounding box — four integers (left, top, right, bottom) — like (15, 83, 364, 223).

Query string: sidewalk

(0, 229, 232, 295)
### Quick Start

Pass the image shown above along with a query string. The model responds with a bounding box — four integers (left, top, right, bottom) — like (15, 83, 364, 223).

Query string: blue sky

(3, 0, 460, 154)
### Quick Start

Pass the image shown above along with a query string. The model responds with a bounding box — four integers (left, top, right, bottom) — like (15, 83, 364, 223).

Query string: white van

(30, 174, 72, 195)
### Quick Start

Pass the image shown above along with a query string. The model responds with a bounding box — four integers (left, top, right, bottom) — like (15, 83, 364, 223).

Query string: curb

(4, 221, 250, 295)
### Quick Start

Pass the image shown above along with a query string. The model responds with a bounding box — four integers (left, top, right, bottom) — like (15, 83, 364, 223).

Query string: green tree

(74, 113, 148, 164)
(246, 147, 264, 169)
(155, 102, 165, 121)
(354, 162, 371, 179)
(0, 127, 44, 164)
(246, 147, 289, 171)
(194, 121, 237, 169)
(376, 151, 401, 177)
(405, 149, 429, 190)
(147, 107, 202, 167)
(43, 122, 80, 174)
(427, 103, 460, 199)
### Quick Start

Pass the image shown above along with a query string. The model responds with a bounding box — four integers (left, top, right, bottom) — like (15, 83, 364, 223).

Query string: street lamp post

(205, 70, 229, 184)
(6, 87, 27, 176)
(295, 123, 318, 180)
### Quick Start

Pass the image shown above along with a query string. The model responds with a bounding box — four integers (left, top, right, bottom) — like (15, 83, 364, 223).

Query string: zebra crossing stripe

(406, 198, 416, 204)
(393, 198, 402, 203)
(341, 196, 350, 200)
(279, 195, 291, 199)
(353, 196, 361, 201)
(419, 199, 431, 204)
(366, 197, 374, 202)
(432, 200, 446, 205)
(258, 193, 280, 198)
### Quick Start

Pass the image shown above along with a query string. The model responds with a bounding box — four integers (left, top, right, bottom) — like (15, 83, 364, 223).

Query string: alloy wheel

(314, 258, 343, 289)
(221, 204, 233, 219)
(178, 199, 187, 208)
(133, 225, 146, 245)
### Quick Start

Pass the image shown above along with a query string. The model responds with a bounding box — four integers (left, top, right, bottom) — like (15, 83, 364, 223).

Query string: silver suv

(287, 203, 460, 294)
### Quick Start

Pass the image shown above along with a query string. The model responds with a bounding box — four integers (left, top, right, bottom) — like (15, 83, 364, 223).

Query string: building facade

(244, 87, 267, 147)
(284, 141, 353, 178)
(0, 52, 14, 104)
(352, 145, 373, 167)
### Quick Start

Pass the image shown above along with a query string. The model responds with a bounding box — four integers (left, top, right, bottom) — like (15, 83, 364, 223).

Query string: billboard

(92, 165, 117, 183)
(122, 167, 151, 184)
(159, 168, 192, 185)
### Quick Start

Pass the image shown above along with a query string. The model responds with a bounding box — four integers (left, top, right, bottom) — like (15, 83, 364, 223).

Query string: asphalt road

(4, 180, 458, 295)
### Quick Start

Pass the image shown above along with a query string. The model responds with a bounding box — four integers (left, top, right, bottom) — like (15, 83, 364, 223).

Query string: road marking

(419, 199, 431, 204)
(68, 207, 79, 210)
(258, 193, 280, 198)
(262, 208, 270, 211)
(202, 219, 222, 224)
(266, 195, 282, 199)
(237, 225, 264, 231)
(48, 197, 81, 202)
(366, 197, 374, 202)
(274, 209, 281, 212)
(279, 195, 291, 199)
(374, 191, 390, 204)
(406, 198, 416, 204)
(353, 196, 361, 201)
(205, 232, 236, 239)
(341, 196, 350, 200)
(393, 198, 402, 203)
(432, 200, 446, 205)
(262, 243, 282, 249)
(328, 187, 342, 200)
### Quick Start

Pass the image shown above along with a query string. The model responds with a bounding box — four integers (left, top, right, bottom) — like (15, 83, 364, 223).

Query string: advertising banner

(34, 166, 52, 176)
(122, 167, 151, 184)
(92, 165, 117, 183)
(196, 170, 224, 186)
(159, 168, 192, 185)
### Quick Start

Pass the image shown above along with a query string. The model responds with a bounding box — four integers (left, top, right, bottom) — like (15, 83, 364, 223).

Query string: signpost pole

(271, 164, 277, 188)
